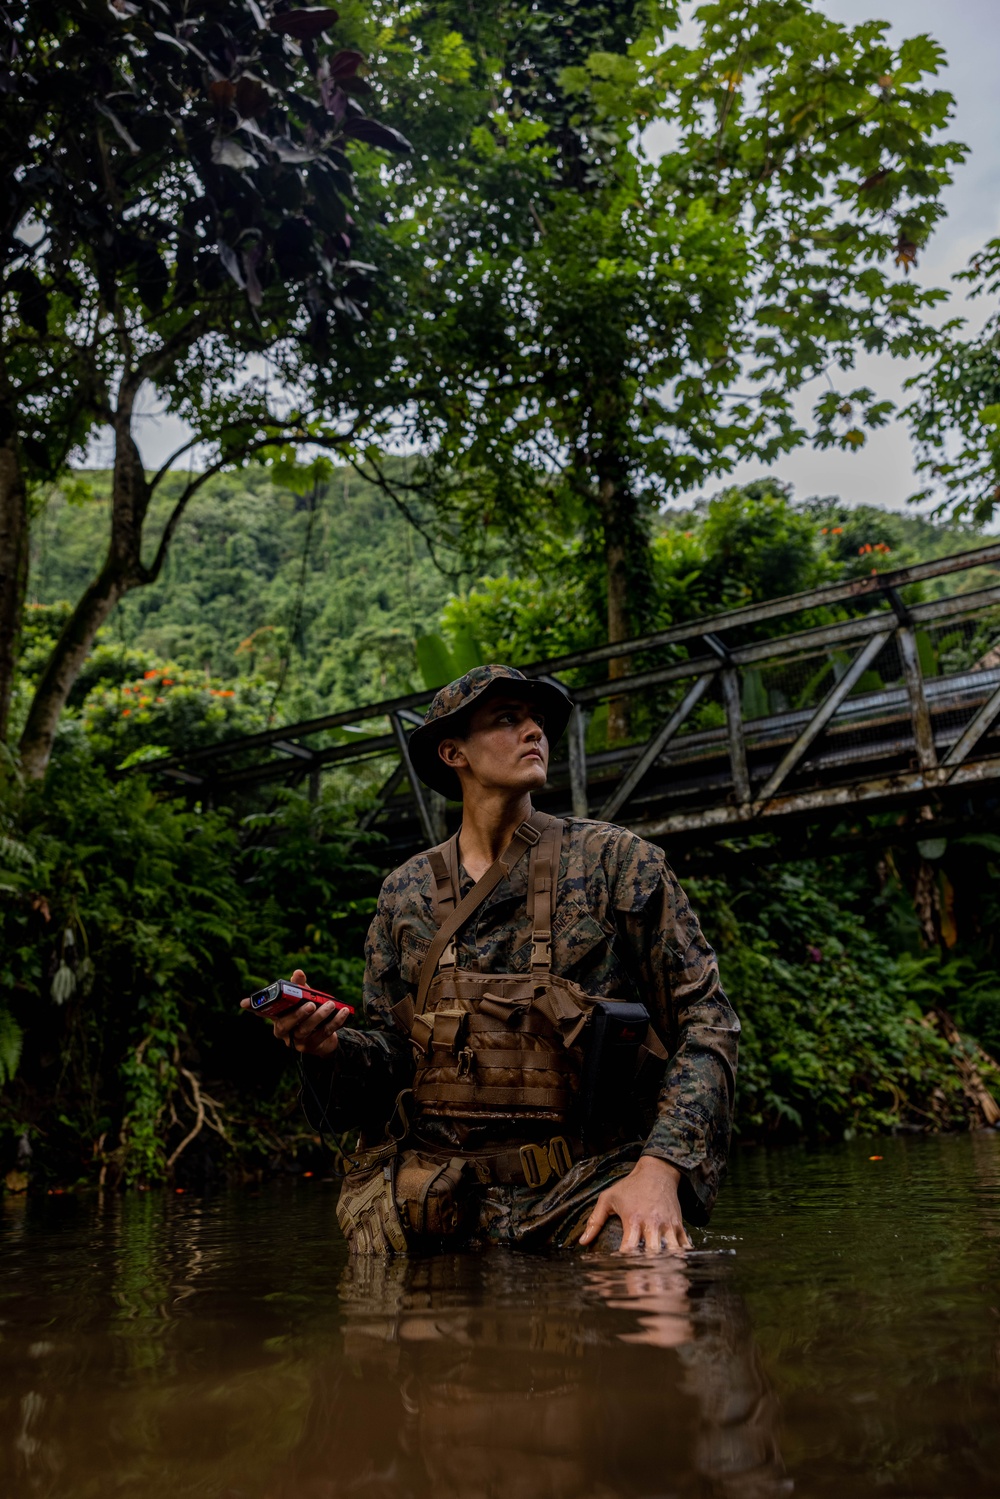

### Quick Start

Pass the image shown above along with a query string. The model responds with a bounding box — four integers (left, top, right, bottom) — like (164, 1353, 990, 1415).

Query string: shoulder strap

(426, 835, 459, 921)
(528, 816, 563, 973)
(415, 810, 550, 1014)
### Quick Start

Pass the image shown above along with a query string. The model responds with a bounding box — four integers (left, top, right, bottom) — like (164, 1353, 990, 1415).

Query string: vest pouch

(411, 971, 597, 1126)
(336, 1140, 409, 1256)
(580, 1001, 659, 1144)
(395, 1151, 473, 1240)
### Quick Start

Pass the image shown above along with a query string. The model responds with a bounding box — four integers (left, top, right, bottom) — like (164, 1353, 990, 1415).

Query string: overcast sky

(125, 0, 1000, 516)
(726, 0, 1000, 512)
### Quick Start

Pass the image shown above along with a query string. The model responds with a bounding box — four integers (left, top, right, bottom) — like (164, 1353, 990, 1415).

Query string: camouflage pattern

(305, 816, 739, 1231)
(407, 664, 573, 799)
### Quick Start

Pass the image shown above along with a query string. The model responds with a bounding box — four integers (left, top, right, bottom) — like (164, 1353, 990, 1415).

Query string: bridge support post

(567, 705, 589, 819)
(896, 623, 938, 771)
(721, 667, 751, 805)
(391, 711, 447, 846)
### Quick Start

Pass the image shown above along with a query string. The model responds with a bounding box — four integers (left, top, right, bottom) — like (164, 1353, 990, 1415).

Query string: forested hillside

(27, 467, 449, 720)
(22, 465, 980, 748)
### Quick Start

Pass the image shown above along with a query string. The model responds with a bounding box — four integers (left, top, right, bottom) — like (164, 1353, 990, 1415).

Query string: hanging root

(925, 1008, 1000, 1126)
(166, 1058, 231, 1172)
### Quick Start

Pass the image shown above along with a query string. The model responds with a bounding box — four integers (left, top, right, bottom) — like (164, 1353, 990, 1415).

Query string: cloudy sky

(127, 0, 1000, 515)
(726, 0, 1000, 511)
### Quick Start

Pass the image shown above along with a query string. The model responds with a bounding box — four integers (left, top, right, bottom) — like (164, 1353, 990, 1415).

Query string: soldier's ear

(438, 737, 468, 770)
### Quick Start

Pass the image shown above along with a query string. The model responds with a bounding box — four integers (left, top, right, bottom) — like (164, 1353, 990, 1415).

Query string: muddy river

(2, 1133, 998, 1497)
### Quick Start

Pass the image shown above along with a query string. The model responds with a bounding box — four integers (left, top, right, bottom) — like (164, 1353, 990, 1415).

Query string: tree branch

(350, 452, 466, 582)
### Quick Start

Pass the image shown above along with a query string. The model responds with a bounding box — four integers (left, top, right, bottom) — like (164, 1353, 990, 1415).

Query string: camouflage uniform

(305, 815, 739, 1244)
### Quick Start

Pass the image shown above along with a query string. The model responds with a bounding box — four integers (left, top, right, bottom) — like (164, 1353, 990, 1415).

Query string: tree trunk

(0, 438, 29, 744)
(598, 476, 632, 744)
(18, 565, 126, 779)
(18, 408, 150, 781)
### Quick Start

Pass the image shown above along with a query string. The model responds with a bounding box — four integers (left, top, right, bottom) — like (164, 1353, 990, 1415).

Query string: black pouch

(580, 1001, 653, 1140)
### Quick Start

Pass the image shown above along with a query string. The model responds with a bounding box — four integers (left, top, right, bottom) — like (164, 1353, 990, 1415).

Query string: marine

(248, 665, 740, 1253)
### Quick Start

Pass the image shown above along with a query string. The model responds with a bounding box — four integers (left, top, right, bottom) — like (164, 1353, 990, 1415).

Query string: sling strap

(415, 810, 558, 1015)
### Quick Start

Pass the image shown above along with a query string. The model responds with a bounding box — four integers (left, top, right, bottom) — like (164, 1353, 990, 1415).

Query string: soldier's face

(438, 693, 549, 794)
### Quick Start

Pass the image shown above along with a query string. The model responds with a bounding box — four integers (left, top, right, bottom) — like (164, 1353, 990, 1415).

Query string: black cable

(296, 1053, 347, 1177)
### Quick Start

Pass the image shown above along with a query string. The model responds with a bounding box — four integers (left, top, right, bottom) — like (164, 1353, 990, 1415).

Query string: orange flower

(221, 689, 235, 698)
(122, 709, 131, 717)
(143, 670, 158, 680)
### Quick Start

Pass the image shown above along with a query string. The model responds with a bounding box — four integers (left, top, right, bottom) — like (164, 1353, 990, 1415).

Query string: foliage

(81, 660, 271, 767)
(905, 236, 1000, 524)
(363, 0, 963, 666)
(690, 863, 969, 1138)
(1, 0, 404, 484)
(0, 740, 375, 1186)
(0, 0, 411, 775)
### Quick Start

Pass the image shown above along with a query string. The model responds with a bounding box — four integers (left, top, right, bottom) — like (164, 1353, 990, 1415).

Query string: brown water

(2, 1133, 999, 1498)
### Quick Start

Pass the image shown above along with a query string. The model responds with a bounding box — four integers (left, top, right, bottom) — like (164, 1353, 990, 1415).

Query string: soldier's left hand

(578, 1155, 692, 1254)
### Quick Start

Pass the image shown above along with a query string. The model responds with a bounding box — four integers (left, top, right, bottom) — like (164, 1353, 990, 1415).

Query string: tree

(363, 0, 961, 737)
(0, 0, 410, 777)
(906, 236, 1000, 525)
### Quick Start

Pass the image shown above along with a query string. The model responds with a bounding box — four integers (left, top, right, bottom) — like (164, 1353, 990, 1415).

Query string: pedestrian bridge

(152, 541, 1000, 867)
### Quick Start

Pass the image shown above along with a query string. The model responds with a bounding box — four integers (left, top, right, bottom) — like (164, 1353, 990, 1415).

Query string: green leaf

(0, 1008, 24, 1085)
(416, 633, 456, 690)
(448, 624, 483, 677)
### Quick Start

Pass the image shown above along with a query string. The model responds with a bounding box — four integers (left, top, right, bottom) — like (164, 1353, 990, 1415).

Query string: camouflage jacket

(304, 817, 739, 1223)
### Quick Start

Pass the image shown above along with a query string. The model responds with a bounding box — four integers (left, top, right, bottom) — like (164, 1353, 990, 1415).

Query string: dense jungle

(3, 0, 1000, 1191)
(2, 471, 1000, 1188)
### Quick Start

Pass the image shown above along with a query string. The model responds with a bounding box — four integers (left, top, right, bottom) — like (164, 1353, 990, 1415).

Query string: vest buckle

(519, 1135, 572, 1189)
(530, 936, 551, 971)
(456, 1046, 475, 1079)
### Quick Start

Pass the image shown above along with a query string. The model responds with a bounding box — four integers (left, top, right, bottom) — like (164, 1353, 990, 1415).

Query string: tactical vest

(337, 811, 669, 1250)
(390, 811, 660, 1140)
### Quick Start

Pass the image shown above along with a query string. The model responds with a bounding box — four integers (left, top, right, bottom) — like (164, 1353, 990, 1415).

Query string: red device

(247, 979, 355, 1021)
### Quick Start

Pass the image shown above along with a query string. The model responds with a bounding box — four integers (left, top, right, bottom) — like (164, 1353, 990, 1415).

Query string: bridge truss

(150, 541, 1000, 867)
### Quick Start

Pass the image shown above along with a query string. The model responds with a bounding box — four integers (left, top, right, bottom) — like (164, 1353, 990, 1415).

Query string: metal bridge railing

(149, 540, 1000, 855)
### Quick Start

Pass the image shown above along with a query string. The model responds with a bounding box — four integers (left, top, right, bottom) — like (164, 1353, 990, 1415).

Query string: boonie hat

(407, 664, 574, 801)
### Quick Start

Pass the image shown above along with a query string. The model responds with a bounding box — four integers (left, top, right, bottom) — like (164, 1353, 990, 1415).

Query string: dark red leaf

(209, 79, 237, 109)
(270, 9, 340, 40)
(235, 75, 269, 117)
(328, 48, 364, 80)
(341, 117, 411, 153)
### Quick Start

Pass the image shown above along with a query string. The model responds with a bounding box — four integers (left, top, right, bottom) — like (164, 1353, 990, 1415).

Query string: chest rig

(392, 811, 603, 1138)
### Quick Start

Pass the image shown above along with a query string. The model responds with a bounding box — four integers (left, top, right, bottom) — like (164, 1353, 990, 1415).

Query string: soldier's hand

(578, 1155, 692, 1255)
(240, 969, 351, 1059)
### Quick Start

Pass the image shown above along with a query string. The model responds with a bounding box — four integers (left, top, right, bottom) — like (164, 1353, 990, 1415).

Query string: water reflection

(308, 1251, 790, 1499)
